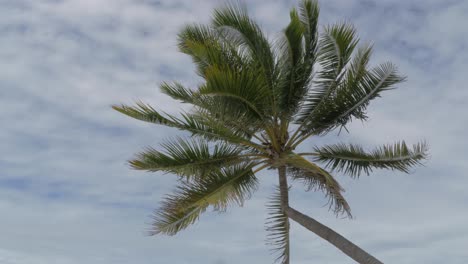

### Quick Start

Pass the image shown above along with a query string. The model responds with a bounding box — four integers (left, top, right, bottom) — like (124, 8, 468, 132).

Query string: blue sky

(1, 0, 467, 263)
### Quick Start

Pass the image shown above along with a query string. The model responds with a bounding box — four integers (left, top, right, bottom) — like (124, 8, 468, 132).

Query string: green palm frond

(190, 111, 250, 137)
(275, 0, 321, 118)
(275, 8, 308, 117)
(160, 81, 267, 133)
(342, 44, 373, 95)
(296, 23, 359, 124)
(299, 0, 319, 65)
(313, 141, 428, 177)
(112, 102, 263, 150)
(284, 9, 304, 67)
(284, 154, 351, 216)
(265, 187, 290, 264)
(191, 109, 267, 144)
(112, 102, 178, 127)
(294, 44, 372, 136)
(309, 62, 405, 135)
(336, 62, 406, 121)
(177, 24, 247, 78)
(212, 2, 275, 89)
(177, 24, 218, 77)
(129, 138, 248, 179)
(177, 21, 277, 121)
(176, 113, 265, 151)
(199, 65, 272, 120)
(150, 164, 259, 235)
(159, 82, 195, 104)
(288, 167, 351, 217)
(289, 54, 405, 148)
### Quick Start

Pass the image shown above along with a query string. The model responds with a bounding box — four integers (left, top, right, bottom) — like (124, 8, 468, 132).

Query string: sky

(1, 0, 467, 263)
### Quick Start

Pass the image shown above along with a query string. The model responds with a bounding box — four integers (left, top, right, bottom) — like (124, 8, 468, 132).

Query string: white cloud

(1, 0, 468, 263)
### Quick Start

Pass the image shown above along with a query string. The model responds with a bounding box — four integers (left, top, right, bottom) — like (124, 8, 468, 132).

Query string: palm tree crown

(113, 1, 428, 263)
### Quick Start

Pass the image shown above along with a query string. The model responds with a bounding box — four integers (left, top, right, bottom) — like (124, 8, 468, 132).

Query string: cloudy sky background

(1, 0, 467, 263)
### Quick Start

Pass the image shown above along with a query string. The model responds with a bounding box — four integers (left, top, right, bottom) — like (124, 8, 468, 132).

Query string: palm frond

(309, 62, 405, 135)
(299, 0, 319, 64)
(159, 81, 267, 132)
(284, 9, 304, 67)
(265, 187, 290, 264)
(112, 102, 262, 149)
(200, 65, 272, 120)
(212, 2, 275, 88)
(175, 113, 264, 150)
(284, 153, 351, 217)
(129, 138, 246, 179)
(160, 83, 265, 137)
(295, 44, 372, 135)
(159, 82, 195, 104)
(275, 8, 309, 117)
(342, 44, 373, 94)
(296, 22, 358, 124)
(177, 24, 247, 77)
(336, 62, 406, 123)
(112, 102, 178, 127)
(313, 141, 428, 177)
(191, 109, 267, 144)
(150, 164, 259, 235)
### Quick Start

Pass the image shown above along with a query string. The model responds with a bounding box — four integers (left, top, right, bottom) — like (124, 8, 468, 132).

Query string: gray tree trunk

(277, 166, 290, 264)
(285, 206, 383, 264)
(278, 166, 290, 210)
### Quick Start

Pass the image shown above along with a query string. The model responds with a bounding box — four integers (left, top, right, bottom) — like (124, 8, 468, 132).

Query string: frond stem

(296, 152, 319, 156)
(253, 163, 269, 173)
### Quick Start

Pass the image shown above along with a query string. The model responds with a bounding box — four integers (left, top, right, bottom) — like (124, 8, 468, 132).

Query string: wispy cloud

(1, 0, 467, 263)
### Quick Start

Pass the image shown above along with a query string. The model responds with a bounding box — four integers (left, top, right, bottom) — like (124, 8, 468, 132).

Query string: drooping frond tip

(288, 167, 352, 218)
(265, 187, 290, 264)
(284, 154, 351, 217)
(149, 164, 259, 236)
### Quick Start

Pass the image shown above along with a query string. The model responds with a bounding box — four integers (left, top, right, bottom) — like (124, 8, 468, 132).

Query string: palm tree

(113, 1, 428, 263)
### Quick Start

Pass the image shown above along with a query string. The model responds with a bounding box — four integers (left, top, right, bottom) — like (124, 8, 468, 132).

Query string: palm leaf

(275, 8, 308, 117)
(299, 0, 319, 65)
(112, 102, 262, 149)
(129, 138, 246, 179)
(112, 102, 178, 127)
(176, 113, 264, 150)
(265, 187, 290, 264)
(296, 44, 372, 135)
(336, 62, 405, 122)
(296, 22, 359, 124)
(212, 2, 275, 87)
(177, 24, 247, 78)
(159, 82, 195, 104)
(150, 164, 259, 235)
(200, 65, 272, 120)
(284, 153, 351, 216)
(313, 141, 428, 177)
(160, 81, 267, 132)
(309, 62, 405, 134)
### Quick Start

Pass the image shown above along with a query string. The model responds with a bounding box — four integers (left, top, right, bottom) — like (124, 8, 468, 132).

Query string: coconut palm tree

(113, 1, 427, 263)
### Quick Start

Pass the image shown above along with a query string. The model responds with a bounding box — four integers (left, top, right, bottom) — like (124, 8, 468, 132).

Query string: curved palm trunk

(278, 166, 290, 264)
(285, 207, 383, 264)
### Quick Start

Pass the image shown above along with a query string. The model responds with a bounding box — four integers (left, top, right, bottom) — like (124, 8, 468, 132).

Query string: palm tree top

(113, 1, 428, 263)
